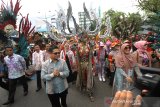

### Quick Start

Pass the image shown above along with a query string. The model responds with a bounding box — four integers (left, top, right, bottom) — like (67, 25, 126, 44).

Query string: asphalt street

(0, 77, 112, 107)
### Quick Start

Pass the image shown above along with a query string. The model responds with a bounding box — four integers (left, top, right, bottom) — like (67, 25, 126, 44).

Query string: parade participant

(93, 42, 99, 76)
(132, 41, 152, 67)
(75, 32, 95, 102)
(41, 45, 69, 107)
(65, 43, 76, 70)
(96, 42, 107, 81)
(113, 43, 135, 95)
(32, 44, 44, 92)
(3, 46, 28, 105)
(33, 32, 45, 50)
(108, 40, 120, 86)
(0, 0, 35, 71)
(105, 39, 112, 54)
(64, 43, 76, 83)
(43, 44, 51, 61)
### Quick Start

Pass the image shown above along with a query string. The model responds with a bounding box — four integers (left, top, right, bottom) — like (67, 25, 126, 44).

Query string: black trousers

(36, 70, 42, 89)
(8, 75, 28, 101)
(0, 77, 9, 90)
(109, 72, 115, 86)
(48, 89, 68, 107)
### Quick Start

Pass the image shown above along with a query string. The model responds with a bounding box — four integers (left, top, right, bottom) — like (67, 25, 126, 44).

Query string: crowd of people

(0, 0, 160, 107)
(0, 32, 160, 107)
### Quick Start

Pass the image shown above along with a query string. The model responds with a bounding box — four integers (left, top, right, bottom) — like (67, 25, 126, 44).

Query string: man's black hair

(48, 45, 59, 53)
(5, 45, 13, 49)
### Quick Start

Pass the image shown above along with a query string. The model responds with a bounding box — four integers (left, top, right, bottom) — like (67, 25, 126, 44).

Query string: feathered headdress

(0, 0, 21, 31)
(16, 14, 35, 58)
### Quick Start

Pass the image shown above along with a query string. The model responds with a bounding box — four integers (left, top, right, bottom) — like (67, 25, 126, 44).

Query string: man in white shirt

(32, 44, 44, 92)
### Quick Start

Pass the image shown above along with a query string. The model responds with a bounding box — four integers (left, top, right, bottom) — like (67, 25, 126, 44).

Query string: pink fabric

(134, 40, 151, 57)
(134, 41, 147, 53)
(115, 43, 135, 72)
(106, 40, 111, 46)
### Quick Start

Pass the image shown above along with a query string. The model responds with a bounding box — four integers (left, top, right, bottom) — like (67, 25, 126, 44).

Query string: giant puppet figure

(45, 1, 111, 102)
(0, 0, 35, 64)
(45, 2, 99, 102)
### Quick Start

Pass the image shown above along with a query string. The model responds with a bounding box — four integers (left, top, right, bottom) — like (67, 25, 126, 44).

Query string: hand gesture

(126, 77, 133, 83)
(53, 69, 60, 77)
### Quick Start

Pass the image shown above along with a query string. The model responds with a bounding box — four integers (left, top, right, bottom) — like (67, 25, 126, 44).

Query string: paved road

(0, 77, 112, 107)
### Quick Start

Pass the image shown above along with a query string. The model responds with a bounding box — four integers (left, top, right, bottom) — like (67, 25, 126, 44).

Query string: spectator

(113, 43, 135, 95)
(132, 41, 152, 67)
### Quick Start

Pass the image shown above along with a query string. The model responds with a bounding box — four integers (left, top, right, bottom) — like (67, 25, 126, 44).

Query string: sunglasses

(52, 52, 60, 55)
(124, 46, 131, 50)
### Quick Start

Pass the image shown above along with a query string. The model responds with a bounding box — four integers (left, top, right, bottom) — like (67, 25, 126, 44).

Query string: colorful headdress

(0, 0, 21, 34)
(111, 40, 121, 47)
(0, 0, 35, 59)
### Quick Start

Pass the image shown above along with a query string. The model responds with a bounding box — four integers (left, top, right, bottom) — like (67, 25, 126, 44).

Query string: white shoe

(99, 77, 102, 81)
(102, 78, 106, 82)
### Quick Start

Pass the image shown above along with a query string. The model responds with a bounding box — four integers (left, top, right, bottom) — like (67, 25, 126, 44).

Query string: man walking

(41, 45, 69, 107)
(3, 46, 28, 105)
(32, 44, 44, 92)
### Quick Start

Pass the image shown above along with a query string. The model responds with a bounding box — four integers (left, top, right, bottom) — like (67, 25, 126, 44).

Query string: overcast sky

(1, 0, 140, 29)
(1, 0, 139, 18)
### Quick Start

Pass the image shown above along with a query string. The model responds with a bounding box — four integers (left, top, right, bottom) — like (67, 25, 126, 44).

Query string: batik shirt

(4, 54, 26, 79)
(41, 58, 69, 94)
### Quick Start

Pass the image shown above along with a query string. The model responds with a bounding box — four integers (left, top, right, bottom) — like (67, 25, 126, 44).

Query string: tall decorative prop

(83, 3, 101, 36)
(100, 15, 112, 38)
(0, 0, 21, 48)
(0, 0, 35, 59)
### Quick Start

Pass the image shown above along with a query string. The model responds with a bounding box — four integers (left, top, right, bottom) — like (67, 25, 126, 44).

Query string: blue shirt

(41, 58, 69, 94)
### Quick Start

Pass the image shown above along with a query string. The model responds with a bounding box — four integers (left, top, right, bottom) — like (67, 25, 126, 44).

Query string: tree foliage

(137, 0, 160, 14)
(102, 9, 143, 39)
(137, 0, 160, 33)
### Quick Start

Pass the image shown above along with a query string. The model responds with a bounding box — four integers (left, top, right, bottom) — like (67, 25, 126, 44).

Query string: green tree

(137, 0, 160, 33)
(101, 9, 143, 39)
(138, 0, 160, 13)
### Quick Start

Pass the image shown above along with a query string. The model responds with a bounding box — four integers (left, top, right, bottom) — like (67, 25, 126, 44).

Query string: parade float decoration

(0, 0, 35, 59)
(44, 2, 102, 101)
(99, 15, 112, 38)
(0, 0, 21, 50)
(44, 1, 80, 43)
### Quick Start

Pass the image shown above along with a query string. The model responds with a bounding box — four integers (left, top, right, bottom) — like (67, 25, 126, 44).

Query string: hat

(106, 40, 111, 46)
(111, 40, 120, 47)
(99, 42, 104, 47)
